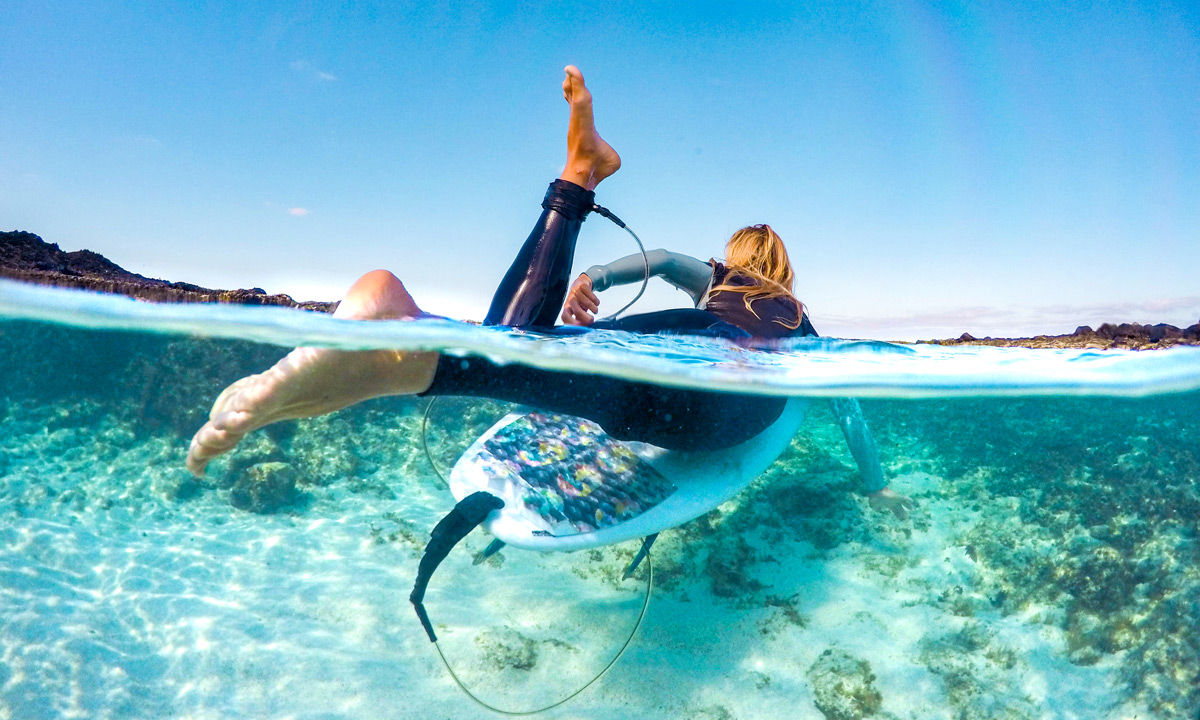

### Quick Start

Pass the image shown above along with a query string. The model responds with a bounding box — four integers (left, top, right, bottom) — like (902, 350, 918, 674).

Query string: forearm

(828, 397, 887, 493)
(585, 249, 713, 304)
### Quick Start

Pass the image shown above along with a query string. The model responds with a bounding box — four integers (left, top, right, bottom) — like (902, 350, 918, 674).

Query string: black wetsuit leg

(483, 179, 595, 328)
(422, 354, 784, 451)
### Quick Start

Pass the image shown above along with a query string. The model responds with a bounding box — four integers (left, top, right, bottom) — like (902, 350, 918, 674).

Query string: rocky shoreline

(4, 230, 1198, 348)
(924, 323, 1200, 350)
(0, 230, 334, 312)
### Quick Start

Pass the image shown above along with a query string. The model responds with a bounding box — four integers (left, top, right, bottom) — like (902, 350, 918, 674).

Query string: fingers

(561, 300, 595, 326)
(561, 278, 600, 325)
(890, 496, 916, 520)
(869, 491, 916, 521)
(574, 289, 599, 314)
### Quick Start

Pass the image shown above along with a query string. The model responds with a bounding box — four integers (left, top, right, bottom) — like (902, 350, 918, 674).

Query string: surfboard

(447, 398, 808, 552)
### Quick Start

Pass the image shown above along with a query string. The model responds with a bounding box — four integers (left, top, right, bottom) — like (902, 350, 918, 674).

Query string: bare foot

(559, 65, 621, 190)
(186, 271, 439, 477)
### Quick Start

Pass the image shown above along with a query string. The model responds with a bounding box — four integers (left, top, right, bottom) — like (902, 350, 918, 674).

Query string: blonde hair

(710, 224, 803, 330)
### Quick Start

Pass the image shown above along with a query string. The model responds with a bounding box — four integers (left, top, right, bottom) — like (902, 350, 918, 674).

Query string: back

(702, 261, 805, 339)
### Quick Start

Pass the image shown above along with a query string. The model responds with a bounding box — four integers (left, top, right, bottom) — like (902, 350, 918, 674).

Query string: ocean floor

(1, 322, 1198, 719)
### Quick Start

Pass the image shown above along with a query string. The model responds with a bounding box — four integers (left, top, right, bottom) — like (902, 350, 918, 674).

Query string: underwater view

(2, 282, 1199, 720)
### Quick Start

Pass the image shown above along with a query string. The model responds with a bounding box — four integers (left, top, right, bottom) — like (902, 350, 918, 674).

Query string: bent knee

(338, 269, 421, 320)
(357, 269, 405, 291)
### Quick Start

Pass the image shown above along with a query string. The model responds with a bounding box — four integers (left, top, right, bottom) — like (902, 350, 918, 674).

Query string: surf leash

(410, 491, 654, 715)
(590, 204, 651, 322)
(413, 203, 653, 712)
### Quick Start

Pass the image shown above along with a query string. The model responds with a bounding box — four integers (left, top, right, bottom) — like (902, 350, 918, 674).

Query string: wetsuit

(585, 250, 883, 492)
(421, 180, 886, 491)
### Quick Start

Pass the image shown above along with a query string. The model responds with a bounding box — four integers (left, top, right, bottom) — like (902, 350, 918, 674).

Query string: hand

(562, 273, 600, 326)
(868, 487, 915, 520)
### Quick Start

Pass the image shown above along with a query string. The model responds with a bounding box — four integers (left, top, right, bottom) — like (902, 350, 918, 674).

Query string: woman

(561, 224, 914, 516)
(562, 223, 817, 340)
(186, 66, 912, 517)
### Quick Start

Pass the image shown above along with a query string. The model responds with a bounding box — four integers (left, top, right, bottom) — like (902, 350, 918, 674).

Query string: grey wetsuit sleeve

(584, 250, 714, 305)
(828, 398, 888, 494)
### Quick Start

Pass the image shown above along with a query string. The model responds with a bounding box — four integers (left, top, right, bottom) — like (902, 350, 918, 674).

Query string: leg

(187, 67, 621, 475)
(484, 66, 621, 328)
(186, 270, 438, 476)
(420, 354, 785, 451)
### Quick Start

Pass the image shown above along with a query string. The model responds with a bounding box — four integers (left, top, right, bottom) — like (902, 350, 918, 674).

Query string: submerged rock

(155, 467, 203, 501)
(475, 627, 539, 671)
(806, 648, 883, 720)
(229, 461, 300, 513)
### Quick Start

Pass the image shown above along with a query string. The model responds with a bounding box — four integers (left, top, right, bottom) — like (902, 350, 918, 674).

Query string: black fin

(622, 533, 659, 580)
(473, 538, 506, 565)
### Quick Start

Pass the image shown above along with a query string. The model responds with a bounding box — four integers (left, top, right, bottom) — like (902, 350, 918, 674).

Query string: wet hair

(711, 224, 803, 330)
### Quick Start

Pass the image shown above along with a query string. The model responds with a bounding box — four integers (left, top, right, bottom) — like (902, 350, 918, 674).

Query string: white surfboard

(448, 398, 808, 552)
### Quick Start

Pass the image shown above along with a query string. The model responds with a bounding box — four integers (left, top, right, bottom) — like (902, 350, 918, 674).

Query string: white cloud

(290, 60, 337, 81)
(288, 207, 311, 217)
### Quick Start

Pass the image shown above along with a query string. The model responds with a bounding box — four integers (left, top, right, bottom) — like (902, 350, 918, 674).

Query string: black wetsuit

(419, 179, 793, 451)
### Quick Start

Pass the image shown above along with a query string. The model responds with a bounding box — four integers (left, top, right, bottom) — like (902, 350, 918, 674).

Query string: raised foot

(560, 65, 621, 190)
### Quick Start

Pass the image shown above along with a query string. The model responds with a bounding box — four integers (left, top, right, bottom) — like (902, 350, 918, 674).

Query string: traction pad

(477, 413, 676, 534)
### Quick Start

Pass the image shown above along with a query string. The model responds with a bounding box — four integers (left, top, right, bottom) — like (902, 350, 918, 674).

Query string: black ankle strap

(542, 179, 596, 221)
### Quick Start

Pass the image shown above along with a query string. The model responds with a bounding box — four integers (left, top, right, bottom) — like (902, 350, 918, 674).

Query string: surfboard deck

(448, 399, 808, 552)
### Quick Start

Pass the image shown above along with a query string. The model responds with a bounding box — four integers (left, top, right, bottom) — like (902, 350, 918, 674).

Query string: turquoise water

(1, 279, 1199, 719)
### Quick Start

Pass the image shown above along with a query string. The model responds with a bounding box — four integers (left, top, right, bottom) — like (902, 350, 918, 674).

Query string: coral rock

(229, 461, 300, 513)
(806, 647, 883, 720)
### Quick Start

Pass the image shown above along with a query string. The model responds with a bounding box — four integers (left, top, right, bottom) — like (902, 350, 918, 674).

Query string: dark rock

(229, 461, 300, 513)
(1148, 323, 1181, 341)
(157, 468, 203, 501)
(932, 320, 1197, 349)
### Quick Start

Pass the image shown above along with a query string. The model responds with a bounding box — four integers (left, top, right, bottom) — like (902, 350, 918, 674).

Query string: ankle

(543, 179, 596, 219)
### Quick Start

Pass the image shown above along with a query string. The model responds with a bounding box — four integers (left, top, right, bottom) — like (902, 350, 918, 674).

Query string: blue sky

(3, 1, 1198, 339)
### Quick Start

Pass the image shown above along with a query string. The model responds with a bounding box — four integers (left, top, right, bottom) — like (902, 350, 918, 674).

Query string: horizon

(3, 2, 1198, 341)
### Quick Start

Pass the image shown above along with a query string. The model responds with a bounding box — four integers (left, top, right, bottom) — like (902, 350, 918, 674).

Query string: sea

(1, 278, 1198, 720)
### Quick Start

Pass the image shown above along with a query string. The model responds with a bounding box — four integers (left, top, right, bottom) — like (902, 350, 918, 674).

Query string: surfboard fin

(473, 539, 506, 565)
(622, 533, 659, 580)
(410, 492, 505, 642)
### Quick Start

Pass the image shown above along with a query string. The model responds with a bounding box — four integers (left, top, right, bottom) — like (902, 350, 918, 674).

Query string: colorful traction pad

(479, 413, 676, 534)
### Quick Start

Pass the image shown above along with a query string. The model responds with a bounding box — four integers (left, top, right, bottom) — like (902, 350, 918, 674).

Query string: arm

(828, 398, 914, 519)
(563, 249, 714, 325)
(829, 397, 886, 493)
(585, 249, 714, 304)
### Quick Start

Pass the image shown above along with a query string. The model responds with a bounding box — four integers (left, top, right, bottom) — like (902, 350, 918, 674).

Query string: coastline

(4, 230, 1197, 349)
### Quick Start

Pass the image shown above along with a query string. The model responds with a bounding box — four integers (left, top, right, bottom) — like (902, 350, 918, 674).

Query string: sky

(2, 1, 1198, 340)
